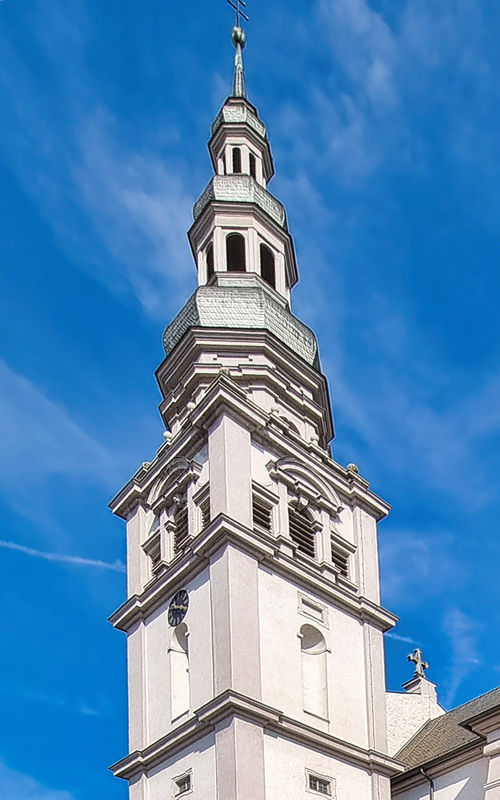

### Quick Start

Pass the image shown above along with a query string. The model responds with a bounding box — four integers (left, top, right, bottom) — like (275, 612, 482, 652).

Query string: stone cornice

(109, 374, 389, 525)
(461, 703, 500, 737)
(110, 354, 389, 524)
(109, 513, 397, 633)
(110, 690, 404, 781)
(188, 371, 268, 433)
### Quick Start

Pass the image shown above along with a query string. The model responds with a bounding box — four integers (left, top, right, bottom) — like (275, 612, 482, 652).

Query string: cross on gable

(408, 648, 429, 678)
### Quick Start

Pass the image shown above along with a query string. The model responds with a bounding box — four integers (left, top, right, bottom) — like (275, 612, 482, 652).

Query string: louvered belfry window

(174, 504, 189, 553)
(331, 545, 349, 578)
(200, 495, 211, 530)
(252, 494, 272, 532)
(289, 506, 316, 558)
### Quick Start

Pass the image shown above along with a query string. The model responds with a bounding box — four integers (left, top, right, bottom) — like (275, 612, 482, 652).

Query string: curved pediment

(270, 457, 342, 513)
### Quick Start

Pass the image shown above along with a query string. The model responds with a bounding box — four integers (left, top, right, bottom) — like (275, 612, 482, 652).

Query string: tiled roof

(396, 686, 500, 769)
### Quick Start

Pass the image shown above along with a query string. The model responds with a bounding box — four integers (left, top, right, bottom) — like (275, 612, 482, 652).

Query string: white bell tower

(109, 25, 404, 800)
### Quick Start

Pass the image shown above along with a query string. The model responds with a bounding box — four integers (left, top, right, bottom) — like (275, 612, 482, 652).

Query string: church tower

(109, 24, 403, 800)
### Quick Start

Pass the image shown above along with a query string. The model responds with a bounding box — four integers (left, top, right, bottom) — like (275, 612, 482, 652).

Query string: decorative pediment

(148, 458, 202, 514)
(267, 457, 342, 515)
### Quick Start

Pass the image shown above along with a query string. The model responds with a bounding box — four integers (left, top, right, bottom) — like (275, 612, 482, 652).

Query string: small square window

(174, 774, 191, 796)
(308, 774, 332, 795)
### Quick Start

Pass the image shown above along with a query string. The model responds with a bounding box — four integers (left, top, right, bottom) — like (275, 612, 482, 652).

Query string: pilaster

(208, 412, 252, 528)
(210, 543, 262, 699)
(215, 717, 266, 800)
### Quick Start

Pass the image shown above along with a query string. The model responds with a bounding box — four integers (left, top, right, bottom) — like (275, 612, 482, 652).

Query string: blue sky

(1, 0, 500, 797)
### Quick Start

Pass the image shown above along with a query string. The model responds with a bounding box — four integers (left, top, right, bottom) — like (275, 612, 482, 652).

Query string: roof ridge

(443, 685, 500, 718)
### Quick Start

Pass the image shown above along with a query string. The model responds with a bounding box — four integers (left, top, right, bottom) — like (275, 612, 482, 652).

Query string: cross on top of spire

(228, 0, 249, 98)
(407, 648, 429, 679)
(228, 0, 249, 28)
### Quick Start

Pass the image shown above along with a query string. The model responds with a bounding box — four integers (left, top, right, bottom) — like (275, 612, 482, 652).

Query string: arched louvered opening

(249, 152, 256, 179)
(232, 147, 242, 174)
(174, 503, 189, 553)
(300, 624, 328, 718)
(170, 623, 190, 720)
(289, 506, 315, 558)
(206, 242, 214, 281)
(226, 232, 246, 272)
(260, 243, 276, 289)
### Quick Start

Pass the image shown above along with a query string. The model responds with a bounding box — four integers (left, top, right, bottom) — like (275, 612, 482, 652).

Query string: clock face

(168, 589, 189, 627)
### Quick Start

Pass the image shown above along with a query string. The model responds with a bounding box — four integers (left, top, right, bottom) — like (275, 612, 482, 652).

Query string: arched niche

(300, 624, 328, 719)
(169, 622, 190, 721)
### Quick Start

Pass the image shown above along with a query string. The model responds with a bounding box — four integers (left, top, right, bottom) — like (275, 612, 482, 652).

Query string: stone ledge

(110, 689, 405, 781)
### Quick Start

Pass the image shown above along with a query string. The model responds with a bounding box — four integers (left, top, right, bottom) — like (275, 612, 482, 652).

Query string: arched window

(232, 147, 242, 174)
(226, 232, 246, 272)
(169, 623, 190, 720)
(249, 152, 256, 179)
(260, 243, 276, 289)
(206, 242, 214, 281)
(300, 624, 328, 718)
(289, 506, 316, 558)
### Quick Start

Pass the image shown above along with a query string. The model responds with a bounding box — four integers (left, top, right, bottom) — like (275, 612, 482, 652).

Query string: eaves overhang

(391, 740, 484, 795)
(193, 174, 286, 227)
(162, 282, 317, 364)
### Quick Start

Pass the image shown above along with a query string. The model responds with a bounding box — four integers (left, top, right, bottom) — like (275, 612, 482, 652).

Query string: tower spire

(228, 0, 249, 98)
(232, 26, 247, 98)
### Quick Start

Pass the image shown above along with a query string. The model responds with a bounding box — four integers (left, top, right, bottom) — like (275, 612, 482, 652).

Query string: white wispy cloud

(386, 632, 420, 645)
(379, 530, 466, 608)
(442, 608, 481, 707)
(0, 682, 105, 718)
(72, 110, 195, 316)
(0, 540, 125, 572)
(0, 760, 76, 800)
(0, 358, 114, 490)
(0, 0, 195, 318)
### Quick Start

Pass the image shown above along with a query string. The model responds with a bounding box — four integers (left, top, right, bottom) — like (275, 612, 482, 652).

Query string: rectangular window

(174, 773, 191, 796)
(309, 775, 331, 795)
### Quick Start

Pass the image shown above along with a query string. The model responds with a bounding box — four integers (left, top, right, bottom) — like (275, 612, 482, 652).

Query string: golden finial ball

(232, 26, 246, 49)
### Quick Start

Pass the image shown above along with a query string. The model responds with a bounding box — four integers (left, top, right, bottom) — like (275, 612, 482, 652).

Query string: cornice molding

(110, 690, 404, 782)
(109, 513, 397, 633)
